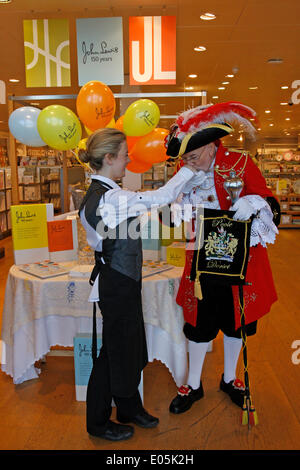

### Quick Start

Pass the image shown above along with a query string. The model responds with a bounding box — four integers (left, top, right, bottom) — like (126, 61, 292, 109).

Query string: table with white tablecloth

(1, 264, 193, 386)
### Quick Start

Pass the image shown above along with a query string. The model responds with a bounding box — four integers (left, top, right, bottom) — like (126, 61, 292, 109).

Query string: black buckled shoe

(169, 383, 204, 414)
(220, 374, 245, 408)
(117, 409, 159, 428)
(88, 420, 134, 441)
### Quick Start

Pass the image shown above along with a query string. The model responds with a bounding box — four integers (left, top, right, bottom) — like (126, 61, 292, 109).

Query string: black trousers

(86, 329, 144, 435)
(86, 266, 147, 436)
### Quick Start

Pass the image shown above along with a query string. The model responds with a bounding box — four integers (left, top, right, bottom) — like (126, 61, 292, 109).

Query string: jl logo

(23, 19, 71, 87)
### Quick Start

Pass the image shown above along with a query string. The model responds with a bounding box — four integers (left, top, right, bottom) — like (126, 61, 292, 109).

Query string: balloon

(115, 115, 141, 151)
(37, 105, 82, 151)
(106, 117, 116, 128)
(126, 157, 152, 174)
(77, 138, 88, 151)
(130, 128, 169, 164)
(76, 80, 115, 131)
(115, 115, 124, 131)
(127, 135, 140, 152)
(73, 138, 90, 171)
(8, 106, 46, 147)
(123, 99, 160, 137)
(84, 125, 93, 136)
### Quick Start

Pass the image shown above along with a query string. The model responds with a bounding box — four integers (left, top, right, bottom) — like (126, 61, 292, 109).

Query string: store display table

(1, 264, 190, 386)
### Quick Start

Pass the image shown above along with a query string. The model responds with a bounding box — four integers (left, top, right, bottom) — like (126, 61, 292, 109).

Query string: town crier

(164, 101, 280, 414)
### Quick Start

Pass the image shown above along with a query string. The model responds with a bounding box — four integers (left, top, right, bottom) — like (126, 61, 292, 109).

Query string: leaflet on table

(18, 260, 70, 279)
(47, 218, 78, 262)
(142, 260, 174, 278)
(11, 203, 54, 265)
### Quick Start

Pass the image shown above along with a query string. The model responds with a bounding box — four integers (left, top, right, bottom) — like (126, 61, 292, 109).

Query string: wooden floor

(0, 230, 300, 451)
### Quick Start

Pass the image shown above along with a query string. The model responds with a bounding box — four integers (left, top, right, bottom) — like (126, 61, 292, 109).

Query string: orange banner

(129, 16, 176, 85)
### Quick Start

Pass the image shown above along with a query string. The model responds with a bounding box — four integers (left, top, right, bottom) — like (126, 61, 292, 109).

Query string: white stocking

(187, 340, 210, 390)
(223, 334, 242, 384)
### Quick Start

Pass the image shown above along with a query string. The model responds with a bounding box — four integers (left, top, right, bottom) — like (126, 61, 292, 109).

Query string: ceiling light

(200, 13, 216, 20)
(286, 118, 291, 121)
(281, 86, 289, 89)
(280, 102, 288, 105)
(269, 124, 274, 127)
(194, 46, 206, 52)
(267, 58, 283, 64)
(226, 74, 234, 78)
(9, 78, 20, 83)
(257, 128, 261, 131)
(212, 96, 219, 99)
(286, 133, 290, 135)
(265, 110, 271, 113)
(249, 86, 258, 90)
(218, 87, 225, 90)
(222, 81, 229, 85)
(188, 74, 197, 78)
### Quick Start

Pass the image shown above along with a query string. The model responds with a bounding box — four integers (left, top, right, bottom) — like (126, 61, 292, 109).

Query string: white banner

(76, 17, 124, 86)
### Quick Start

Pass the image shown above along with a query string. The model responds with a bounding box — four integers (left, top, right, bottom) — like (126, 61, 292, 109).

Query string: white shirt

(80, 166, 195, 252)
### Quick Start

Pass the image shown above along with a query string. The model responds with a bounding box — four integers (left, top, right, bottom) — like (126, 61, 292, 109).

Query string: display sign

(47, 218, 78, 262)
(11, 203, 54, 264)
(47, 219, 73, 252)
(129, 16, 176, 85)
(23, 19, 71, 87)
(76, 17, 124, 86)
(73, 333, 144, 402)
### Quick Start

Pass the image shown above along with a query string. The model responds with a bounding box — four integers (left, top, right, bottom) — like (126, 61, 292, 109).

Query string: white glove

(181, 170, 206, 194)
(232, 197, 258, 221)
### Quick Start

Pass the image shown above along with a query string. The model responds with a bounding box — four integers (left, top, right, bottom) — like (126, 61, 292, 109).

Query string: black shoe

(117, 409, 159, 428)
(169, 383, 204, 414)
(220, 374, 245, 408)
(88, 420, 134, 441)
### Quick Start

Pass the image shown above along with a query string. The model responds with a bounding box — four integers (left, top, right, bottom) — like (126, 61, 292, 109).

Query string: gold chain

(214, 154, 248, 179)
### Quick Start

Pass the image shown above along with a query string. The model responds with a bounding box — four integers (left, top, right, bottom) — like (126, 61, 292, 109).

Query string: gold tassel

(241, 397, 258, 427)
(241, 397, 248, 426)
(249, 405, 259, 426)
(194, 275, 203, 300)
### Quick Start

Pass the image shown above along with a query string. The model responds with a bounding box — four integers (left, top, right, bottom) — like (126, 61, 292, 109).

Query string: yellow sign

(23, 19, 71, 87)
(11, 204, 48, 251)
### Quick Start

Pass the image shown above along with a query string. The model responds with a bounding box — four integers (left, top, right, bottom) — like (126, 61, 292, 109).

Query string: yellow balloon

(37, 105, 82, 151)
(78, 138, 88, 150)
(73, 138, 90, 171)
(85, 118, 115, 135)
(106, 117, 116, 128)
(84, 125, 93, 136)
(123, 99, 160, 137)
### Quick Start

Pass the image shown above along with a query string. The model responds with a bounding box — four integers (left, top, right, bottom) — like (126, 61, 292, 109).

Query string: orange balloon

(115, 116, 141, 151)
(76, 81, 115, 131)
(130, 128, 169, 165)
(115, 115, 124, 131)
(127, 157, 152, 174)
(127, 135, 141, 152)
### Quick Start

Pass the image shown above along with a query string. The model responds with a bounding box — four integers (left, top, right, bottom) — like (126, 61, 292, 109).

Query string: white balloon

(8, 106, 47, 147)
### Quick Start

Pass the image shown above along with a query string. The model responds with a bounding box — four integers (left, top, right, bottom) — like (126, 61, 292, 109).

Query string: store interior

(0, 0, 299, 452)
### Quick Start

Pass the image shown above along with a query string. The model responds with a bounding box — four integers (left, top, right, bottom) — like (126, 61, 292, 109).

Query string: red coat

(176, 142, 278, 329)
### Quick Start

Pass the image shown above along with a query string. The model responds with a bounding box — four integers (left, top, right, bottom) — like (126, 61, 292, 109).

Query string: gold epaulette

(227, 148, 250, 157)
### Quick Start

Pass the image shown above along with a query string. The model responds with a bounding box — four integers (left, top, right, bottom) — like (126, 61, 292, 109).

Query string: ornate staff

(224, 171, 258, 428)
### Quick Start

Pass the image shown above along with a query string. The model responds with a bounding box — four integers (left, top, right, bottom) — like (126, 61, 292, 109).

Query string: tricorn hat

(165, 101, 258, 159)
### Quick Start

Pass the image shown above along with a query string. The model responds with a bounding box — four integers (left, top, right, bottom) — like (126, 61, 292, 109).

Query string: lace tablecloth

(1, 265, 189, 386)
